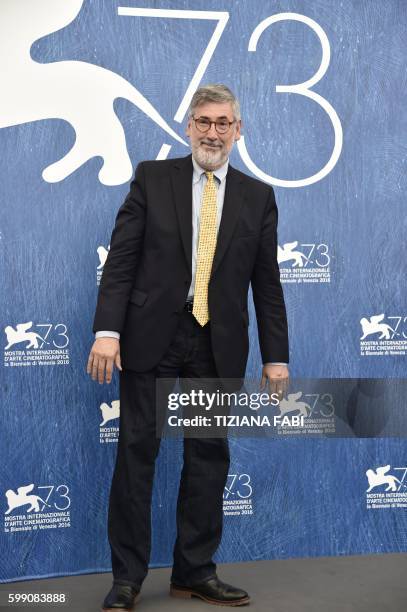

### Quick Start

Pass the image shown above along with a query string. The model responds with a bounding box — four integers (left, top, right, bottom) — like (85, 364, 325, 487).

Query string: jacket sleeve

(251, 186, 289, 364)
(92, 162, 146, 334)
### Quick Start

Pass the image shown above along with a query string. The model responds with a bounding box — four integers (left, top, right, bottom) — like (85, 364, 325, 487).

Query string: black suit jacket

(93, 153, 289, 379)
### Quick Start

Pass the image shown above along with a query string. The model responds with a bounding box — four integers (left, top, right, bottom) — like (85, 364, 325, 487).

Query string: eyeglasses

(192, 116, 236, 135)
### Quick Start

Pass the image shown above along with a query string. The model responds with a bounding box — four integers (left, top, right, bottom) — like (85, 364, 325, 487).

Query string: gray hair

(188, 84, 241, 121)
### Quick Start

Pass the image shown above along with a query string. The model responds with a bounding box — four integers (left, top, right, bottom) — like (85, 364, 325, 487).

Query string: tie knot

(205, 171, 214, 181)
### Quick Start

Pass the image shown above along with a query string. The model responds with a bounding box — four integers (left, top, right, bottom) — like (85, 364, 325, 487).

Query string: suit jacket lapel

(169, 154, 245, 278)
(170, 154, 193, 275)
(211, 163, 245, 277)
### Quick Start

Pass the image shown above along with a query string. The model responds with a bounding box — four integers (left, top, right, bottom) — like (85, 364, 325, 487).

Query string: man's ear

(186, 119, 192, 138)
(234, 119, 242, 141)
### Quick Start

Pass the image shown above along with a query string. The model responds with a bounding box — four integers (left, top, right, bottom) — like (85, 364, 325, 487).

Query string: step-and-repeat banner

(1, 0, 406, 583)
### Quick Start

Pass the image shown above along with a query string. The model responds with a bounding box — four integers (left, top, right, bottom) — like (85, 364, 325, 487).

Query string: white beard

(192, 142, 228, 170)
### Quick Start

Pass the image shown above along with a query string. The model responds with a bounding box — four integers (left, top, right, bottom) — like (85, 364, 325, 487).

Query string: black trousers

(107, 309, 230, 589)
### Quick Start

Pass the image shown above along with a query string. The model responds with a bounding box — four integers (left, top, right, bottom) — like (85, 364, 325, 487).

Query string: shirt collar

(192, 155, 229, 185)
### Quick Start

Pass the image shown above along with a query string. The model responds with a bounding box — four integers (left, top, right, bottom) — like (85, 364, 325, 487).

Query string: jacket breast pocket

(129, 288, 148, 307)
(233, 217, 258, 239)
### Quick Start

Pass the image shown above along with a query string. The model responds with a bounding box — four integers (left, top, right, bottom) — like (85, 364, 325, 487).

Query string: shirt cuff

(95, 331, 120, 340)
(264, 362, 288, 366)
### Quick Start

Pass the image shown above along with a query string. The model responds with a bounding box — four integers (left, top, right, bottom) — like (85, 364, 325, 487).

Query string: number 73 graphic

(119, 7, 343, 188)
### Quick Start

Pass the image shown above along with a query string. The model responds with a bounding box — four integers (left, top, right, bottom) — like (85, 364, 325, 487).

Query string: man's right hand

(87, 338, 122, 384)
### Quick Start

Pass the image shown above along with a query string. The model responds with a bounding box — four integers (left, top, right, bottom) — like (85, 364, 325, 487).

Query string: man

(87, 84, 289, 610)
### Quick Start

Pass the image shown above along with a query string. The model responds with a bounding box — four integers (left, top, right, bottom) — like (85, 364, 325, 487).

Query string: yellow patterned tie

(192, 171, 218, 326)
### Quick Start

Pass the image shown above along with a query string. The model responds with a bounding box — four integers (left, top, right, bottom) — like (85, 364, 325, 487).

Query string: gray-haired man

(88, 84, 289, 609)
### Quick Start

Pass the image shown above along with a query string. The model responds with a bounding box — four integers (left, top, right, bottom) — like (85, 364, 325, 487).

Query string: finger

(268, 377, 277, 392)
(105, 359, 114, 384)
(279, 377, 289, 398)
(264, 377, 276, 404)
(269, 378, 284, 401)
(86, 352, 94, 374)
(91, 357, 99, 381)
(97, 358, 106, 384)
(115, 352, 122, 372)
(272, 381, 281, 402)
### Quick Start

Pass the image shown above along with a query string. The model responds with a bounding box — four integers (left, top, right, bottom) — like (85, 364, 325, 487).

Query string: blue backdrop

(1, 0, 406, 583)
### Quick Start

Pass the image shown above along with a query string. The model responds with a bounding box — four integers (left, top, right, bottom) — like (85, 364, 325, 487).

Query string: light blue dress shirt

(95, 156, 287, 367)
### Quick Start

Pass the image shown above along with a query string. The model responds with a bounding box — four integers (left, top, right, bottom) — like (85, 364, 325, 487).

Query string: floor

(1, 554, 406, 612)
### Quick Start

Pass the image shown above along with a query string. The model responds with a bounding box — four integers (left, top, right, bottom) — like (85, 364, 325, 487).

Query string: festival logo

(99, 399, 120, 444)
(360, 314, 407, 356)
(4, 483, 71, 533)
(223, 473, 254, 517)
(365, 465, 407, 510)
(278, 241, 331, 284)
(3, 322, 70, 367)
(276, 390, 336, 436)
(0, 4, 341, 188)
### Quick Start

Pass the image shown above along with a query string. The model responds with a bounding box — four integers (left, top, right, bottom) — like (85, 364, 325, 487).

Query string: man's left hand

(261, 364, 289, 400)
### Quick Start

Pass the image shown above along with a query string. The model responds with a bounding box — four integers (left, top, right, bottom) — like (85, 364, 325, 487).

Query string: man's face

(186, 101, 241, 170)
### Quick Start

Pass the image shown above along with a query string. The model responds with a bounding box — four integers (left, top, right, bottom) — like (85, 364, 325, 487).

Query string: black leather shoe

(170, 576, 250, 606)
(101, 583, 140, 610)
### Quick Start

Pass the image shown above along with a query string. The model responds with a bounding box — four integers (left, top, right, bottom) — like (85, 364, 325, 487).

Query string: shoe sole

(170, 585, 250, 606)
(101, 592, 140, 611)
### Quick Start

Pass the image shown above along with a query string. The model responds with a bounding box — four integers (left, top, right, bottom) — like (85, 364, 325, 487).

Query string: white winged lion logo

(5, 484, 51, 514)
(0, 0, 187, 185)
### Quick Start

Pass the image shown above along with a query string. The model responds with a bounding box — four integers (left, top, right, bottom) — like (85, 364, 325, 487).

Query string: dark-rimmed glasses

(192, 116, 236, 135)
